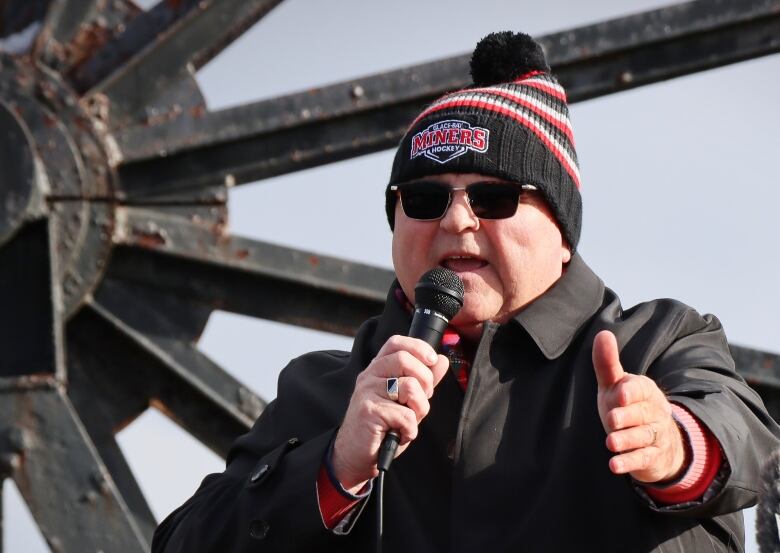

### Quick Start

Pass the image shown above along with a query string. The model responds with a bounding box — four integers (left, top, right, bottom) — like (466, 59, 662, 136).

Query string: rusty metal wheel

(1, 1, 780, 551)
(0, 1, 390, 550)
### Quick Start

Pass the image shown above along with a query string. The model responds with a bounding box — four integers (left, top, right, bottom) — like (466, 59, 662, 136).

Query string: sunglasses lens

(399, 183, 450, 220)
(468, 183, 521, 219)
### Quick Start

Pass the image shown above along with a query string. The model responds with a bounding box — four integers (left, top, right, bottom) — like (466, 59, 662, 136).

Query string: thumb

(592, 330, 624, 389)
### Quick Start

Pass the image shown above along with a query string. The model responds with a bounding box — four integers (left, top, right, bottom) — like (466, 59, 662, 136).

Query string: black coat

(153, 255, 779, 552)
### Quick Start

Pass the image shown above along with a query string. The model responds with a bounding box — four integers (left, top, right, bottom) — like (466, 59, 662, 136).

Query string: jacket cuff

(316, 438, 372, 532)
(643, 403, 722, 504)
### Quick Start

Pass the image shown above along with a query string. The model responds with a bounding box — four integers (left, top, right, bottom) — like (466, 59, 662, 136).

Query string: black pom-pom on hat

(470, 31, 550, 86)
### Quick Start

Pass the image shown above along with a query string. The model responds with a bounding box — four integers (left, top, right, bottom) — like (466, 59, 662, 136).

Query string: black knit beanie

(385, 31, 582, 250)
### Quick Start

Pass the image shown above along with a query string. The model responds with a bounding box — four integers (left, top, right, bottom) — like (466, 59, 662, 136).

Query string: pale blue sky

(5, 1, 778, 551)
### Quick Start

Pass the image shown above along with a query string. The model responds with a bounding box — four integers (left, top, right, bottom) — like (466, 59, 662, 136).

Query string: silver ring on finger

(648, 424, 658, 446)
(386, 377, 399, 402)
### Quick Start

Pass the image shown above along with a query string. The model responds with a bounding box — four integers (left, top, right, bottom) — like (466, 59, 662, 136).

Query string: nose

(440, 189, 479, 233)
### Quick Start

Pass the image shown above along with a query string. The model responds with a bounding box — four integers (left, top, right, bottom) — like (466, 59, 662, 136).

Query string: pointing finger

(593, 330, 625, 390)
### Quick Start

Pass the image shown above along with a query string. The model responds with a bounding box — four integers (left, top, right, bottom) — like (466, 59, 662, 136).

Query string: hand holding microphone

(332, 268, 464, 491)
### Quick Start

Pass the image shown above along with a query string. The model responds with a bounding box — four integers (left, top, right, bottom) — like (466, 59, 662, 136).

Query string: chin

(451, 301, 498, 327)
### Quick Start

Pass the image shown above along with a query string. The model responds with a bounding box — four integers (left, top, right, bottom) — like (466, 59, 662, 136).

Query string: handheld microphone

(376, 267, 464, 472)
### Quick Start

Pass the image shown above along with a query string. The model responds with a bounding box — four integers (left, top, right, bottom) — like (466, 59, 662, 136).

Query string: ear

(561, 243, 572, 264)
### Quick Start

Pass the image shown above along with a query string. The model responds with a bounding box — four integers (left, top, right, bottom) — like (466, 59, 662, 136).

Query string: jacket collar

(369, 283, 414, 357)
(512, 254, 605, 360)
(369, 254, 604, 360)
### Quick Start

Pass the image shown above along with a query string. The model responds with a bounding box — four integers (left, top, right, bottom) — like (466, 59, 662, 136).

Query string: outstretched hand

(592, 330, 686, 483)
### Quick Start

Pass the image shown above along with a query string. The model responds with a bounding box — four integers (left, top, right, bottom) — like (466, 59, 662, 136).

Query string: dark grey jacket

(152, 255, 779, 552)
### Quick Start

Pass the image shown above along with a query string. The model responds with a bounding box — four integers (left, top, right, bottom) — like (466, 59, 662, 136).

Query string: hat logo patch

(410, 120, 489, 164)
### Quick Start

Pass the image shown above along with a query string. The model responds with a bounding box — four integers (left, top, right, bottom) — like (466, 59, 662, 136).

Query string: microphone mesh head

(415, 268, 465, 320)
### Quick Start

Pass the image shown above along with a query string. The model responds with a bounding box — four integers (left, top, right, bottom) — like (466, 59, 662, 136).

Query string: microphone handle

(377, 309, 448, 472)
(409, 307, 449, 350)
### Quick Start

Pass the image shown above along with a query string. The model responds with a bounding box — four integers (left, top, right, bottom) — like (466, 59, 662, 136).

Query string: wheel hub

(0, 53, 115, 319)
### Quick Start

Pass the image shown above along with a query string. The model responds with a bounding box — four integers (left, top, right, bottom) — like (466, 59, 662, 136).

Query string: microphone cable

(375, 430, 399, 553)
(376, 470, 385, 553)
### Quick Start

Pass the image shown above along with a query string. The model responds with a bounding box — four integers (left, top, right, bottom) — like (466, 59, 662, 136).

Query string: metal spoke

(731, 345, 780, 389)
(64, 337, 157, 541)
(546, 0, 780, 99)
(0, 387, 148, 552)
(91, 435, 157, 542)
(33, 0, 101, 70)
(68, 0, 199, 93)
(731, 344, 780, 423)
(114, 0, 780, 197)
(117, 99, 427, 198)
(109, 206, 394, 335)
(73, 277, 265, 457)
(78, 0, 284, 122)
(0, 220, 63, 378)
(0, 0, 48, 42)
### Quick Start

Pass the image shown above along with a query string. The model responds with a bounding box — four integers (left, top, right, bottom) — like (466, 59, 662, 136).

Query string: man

(153, 32, 778, 552)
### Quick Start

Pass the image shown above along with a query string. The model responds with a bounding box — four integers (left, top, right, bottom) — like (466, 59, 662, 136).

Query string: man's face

(391, 173, 571, 339)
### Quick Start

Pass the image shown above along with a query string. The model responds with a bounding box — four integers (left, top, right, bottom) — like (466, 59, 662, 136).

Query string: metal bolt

(80, 490, 99, 504)
(619, 71, 634, 84)
(90, 469, 110, 494)
(0, 453, 21, 474)
(7, 426, 31, 453)
(46, 536, 64, 553)
(351, 85, 365, 99)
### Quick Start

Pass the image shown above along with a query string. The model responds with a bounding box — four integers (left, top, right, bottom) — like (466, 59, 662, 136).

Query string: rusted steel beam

(117, 99, 428, 198)
(0, 387, 148, 552)
(545, 0, 780, 100)
(733, 343, 780, 425)
(79, 0, 285, 123)
(68, 377, 157, 542)
(732, 345, 780, 390)
(69, 0, 201, 93)
(32, 0, 102, 70)
(65, 336, 157, 542)
(76, 278, 264, 457)
(91, 435, 157, 543)
(108, 206, 394, 335)
(114, 0, 780, 198)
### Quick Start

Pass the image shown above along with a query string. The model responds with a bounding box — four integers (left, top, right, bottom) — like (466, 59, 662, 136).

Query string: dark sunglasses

(389, 180, 538, 221)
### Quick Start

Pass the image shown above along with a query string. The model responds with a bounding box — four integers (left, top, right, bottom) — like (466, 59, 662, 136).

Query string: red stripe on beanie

(419, 98, 581, 188)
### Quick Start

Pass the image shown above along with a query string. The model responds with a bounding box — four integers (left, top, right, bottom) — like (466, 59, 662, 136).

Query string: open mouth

(440, 255, 488, 272)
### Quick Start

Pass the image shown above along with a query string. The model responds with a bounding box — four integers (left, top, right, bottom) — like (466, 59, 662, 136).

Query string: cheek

(392, 216, 434, 298)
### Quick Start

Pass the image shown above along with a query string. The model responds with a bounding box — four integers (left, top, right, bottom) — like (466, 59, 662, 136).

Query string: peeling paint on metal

(131, 226, 168, 248)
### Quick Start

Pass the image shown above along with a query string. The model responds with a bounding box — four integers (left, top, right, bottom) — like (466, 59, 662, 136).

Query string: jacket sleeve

(643, 307, 780, 518)
(151, 350, 360, 553)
